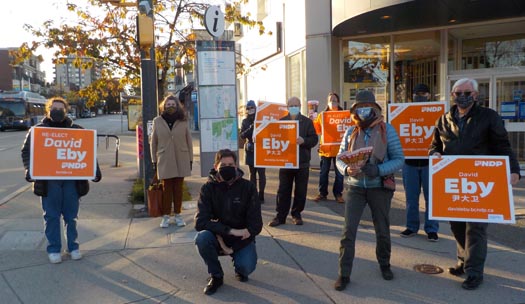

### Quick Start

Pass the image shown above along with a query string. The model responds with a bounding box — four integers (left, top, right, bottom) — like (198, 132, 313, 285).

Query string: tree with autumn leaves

(14, 0, 266, 107)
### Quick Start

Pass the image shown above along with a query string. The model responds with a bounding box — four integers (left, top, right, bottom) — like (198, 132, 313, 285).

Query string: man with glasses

(430, 78, 521, 290)
(268, 96, 318, 227)
(194, 149, 263, 295)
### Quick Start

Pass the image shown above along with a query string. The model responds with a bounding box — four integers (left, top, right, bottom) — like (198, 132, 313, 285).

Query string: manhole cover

(413, 264, 444, 274)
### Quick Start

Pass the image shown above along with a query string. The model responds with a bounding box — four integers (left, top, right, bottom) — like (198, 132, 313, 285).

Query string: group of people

(22, 77, 521, 296)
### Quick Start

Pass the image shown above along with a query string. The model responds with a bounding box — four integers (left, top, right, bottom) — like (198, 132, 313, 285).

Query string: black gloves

(361, 163, 379, 178)
(25, 169, 34, 182)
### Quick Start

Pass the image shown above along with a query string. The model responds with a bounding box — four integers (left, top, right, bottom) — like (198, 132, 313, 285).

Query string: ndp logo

(279, 124, 295, 129)
(421, 106, 443, 112)
(474, 160, 503, 167)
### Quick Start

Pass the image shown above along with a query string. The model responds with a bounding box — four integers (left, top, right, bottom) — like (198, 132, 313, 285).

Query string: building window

(287, 49, 306, 104)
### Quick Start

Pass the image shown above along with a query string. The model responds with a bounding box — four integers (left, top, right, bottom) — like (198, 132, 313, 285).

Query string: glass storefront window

(393, 31, 441, 102)
(342, 36, 390, 110)
(497, 77, 525, 162)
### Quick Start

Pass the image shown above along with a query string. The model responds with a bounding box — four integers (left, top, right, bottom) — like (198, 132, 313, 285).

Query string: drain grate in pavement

(413, 264, 444, 274)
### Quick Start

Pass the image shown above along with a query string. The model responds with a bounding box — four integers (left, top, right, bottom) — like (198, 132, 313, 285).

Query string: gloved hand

(361, 163, 379, 178)
(92, 175, 102, 183)
(25, 169, 34, 182)
(190, 161, 193, 171)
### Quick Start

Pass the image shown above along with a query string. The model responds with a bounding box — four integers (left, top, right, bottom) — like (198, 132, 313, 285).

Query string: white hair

(452, 78, 479, 92)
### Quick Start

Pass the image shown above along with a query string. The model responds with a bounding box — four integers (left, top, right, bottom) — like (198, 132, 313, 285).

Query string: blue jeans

(41, 180, 80, 253)
(402, 164, 438, 234)
(318, 156, 343, 197)
(194, 230, 257, 278)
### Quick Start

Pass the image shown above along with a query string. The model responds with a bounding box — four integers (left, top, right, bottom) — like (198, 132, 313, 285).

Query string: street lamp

(101, 0, 158, 210)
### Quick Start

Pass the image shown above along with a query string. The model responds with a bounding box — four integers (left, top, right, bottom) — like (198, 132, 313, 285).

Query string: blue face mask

(355, 107, 373, 121)
(288, 106, 300, 116)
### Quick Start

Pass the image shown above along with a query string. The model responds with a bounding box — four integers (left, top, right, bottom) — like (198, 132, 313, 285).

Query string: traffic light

(137, 0, 154, 47)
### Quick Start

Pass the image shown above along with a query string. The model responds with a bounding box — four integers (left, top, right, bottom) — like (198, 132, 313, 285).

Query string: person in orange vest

(312, 92, 345, 204)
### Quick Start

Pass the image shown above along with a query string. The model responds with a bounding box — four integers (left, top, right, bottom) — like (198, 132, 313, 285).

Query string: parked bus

(0, 91, 47, 131)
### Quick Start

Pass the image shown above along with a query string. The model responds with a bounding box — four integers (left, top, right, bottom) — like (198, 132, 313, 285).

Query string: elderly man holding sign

(430, 78, 521, 290)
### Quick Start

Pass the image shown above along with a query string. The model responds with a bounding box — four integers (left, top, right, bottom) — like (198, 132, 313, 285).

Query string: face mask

(219, 166, 236, 181)
(164, 106, 176, 115)
(50, 109, 66, 122)
(413, 95, 429, 102)
(247, 108, 256, 115)
(288, 106, 300, 116)
(454, 95, 475, 109)
(355, 107, 373, 121)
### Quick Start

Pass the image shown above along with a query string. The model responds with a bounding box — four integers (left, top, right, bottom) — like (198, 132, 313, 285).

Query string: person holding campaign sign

(400, 84, 440, 242)
(240, 100, 266, 203)
(430, 78, 521, 290)
(268, 97, 318, 227)
(151, 95, 193, 228)
(312, 92, 345, 204)
(334, 90, 404, 291)
(21, 97, 101, 264)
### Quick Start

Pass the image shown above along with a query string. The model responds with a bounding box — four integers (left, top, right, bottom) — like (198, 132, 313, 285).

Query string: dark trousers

(276, 167, 310, 220)
(339, 186, 393, 277)
(318, 156, 343, 197)
(450, 221, 488, 277)
(248, 165, 266, 198)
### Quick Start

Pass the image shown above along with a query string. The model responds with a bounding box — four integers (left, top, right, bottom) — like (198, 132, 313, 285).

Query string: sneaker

(334, 276, 350, 291)
(268, 217, 285, 227)
(203, 276, 223, 295)
(48, 253, 62, 264)
(69, 249, 82, 260)
(427, 232, 439, 242)
(448, 264, 465, 276)
(400, 229, 417, 238)
(380, 264, 394, 280)
(160, 215, 170, 228)
(292, 216, 303, 225)
(235, 271, 249, 282)
(173, 214, 186, 227)
(335, 195, 345, 204)
(313, 194, 327, 202)
(462, 275, 483, 290)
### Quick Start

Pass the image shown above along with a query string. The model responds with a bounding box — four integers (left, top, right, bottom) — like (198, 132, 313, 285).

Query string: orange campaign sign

(253, 121, 299, 168)
(255, 101, 288, 121)
(30, 127, 97, 180)
(321, 111, 353, 145)
(429, 156, 515, 224)
(387, 102, 446, 159)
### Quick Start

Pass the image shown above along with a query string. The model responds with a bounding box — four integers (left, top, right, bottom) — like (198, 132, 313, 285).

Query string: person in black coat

(240, 100, 266, 203)
(194, 149, 263, 295)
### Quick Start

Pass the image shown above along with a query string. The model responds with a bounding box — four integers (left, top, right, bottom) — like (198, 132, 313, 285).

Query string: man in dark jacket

(430, 78, 521, 290)
(194, 149, 263, 296)
(268, 96, 319, 227)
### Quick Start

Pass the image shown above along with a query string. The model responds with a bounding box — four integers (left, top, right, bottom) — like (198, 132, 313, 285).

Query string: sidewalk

(0, 133, 524, 304)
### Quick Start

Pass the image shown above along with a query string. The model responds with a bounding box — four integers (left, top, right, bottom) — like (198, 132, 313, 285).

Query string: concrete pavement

(0, 131, 524, 304)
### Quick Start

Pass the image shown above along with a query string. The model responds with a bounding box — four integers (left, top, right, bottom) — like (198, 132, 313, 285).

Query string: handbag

(147, 173, 163, 217)
(382, 174, 396, 191)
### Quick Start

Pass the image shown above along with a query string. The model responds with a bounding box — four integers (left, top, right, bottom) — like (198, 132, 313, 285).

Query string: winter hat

(414, 83, 430, 94)
(246, 100, 256, 108)
(350, 90, 381, 113)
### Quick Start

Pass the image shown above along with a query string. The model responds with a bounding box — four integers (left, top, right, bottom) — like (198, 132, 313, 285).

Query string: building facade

(54, 56, 102, 92)
(235, 0, 525, 165)
(0, 48, 46, 93)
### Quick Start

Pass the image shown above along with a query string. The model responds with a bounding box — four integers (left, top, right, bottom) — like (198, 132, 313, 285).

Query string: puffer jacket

(194, 168, 263, 252)
(336, 123, 405, 188)
(429, 104, 521, 176)
(21, 117, 102, 197)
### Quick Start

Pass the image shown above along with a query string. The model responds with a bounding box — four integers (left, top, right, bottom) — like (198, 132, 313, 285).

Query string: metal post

(119, 92, 123, 133)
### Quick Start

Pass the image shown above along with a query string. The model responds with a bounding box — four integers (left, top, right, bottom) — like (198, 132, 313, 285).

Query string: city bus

(0, 91, 47, 131)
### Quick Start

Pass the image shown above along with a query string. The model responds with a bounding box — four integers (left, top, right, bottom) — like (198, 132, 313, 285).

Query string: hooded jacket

(194, 168, 263, 252)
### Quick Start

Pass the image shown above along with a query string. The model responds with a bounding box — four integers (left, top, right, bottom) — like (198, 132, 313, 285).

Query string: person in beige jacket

(151, 95, 193, 228)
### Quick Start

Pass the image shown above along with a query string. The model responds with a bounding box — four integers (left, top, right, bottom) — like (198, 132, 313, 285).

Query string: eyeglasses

(453, 91, 472, 97)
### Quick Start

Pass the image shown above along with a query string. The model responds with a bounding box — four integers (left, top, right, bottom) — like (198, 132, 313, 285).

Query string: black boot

(334, 276, 350, 291)
(380, 264, 394, 280)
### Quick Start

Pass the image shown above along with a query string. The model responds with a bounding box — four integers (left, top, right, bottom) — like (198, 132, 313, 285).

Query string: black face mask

(414, 95, 429, 103)
(219, 166, 236, 182)
(50, 109, 66, 122)
(454, 95, 475, 109)
(164, 106, 176, 115)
